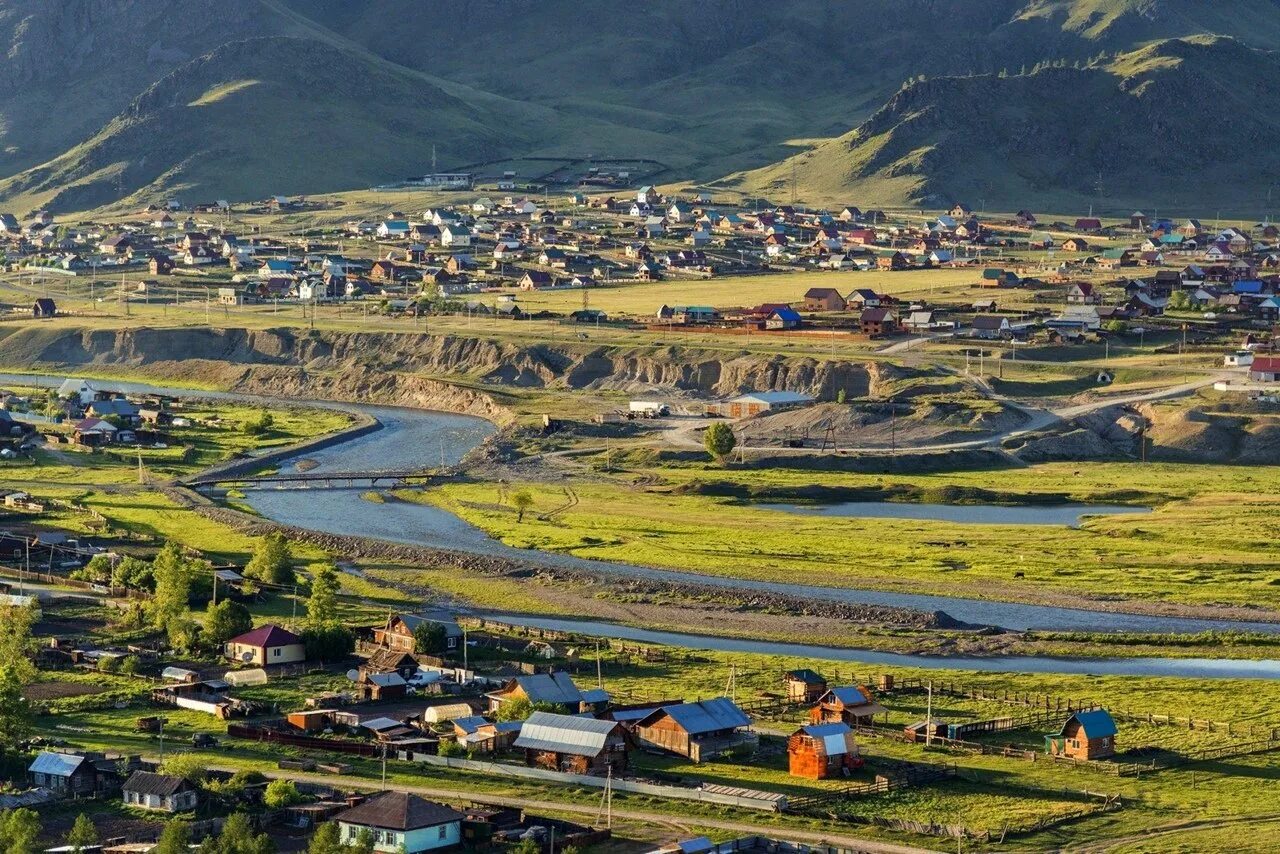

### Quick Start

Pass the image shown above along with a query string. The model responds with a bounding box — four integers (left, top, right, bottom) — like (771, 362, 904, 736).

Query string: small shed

(33, 298, 57, 318)
(1046, 709, 1117, 761)
(783, 669, 827, 704)
(787, 722, 861, 779)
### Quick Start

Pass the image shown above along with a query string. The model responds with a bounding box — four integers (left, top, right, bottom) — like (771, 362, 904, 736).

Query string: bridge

(185, 469, 447, 489)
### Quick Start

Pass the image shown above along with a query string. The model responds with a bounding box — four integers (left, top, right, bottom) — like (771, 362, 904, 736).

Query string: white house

(122, 771, 198, 813)
(377, 220, 411, 239)
(336, 792, 464, 854)
(440, 225, 471, 247)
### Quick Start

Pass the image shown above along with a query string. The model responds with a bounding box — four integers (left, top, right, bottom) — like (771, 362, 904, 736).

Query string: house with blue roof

(634, 697, 755, 762)
(811, 685, 888, 726)
(1046, 709, 1117, 760)
(765, 306, 802, 330)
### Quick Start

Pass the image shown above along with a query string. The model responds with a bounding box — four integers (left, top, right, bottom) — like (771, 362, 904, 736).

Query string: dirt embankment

(1009, 399, 1280, 465)
(0, 325, 887, 404)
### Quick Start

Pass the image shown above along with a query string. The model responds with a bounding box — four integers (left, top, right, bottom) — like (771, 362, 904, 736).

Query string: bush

(437, 739, 466, 758)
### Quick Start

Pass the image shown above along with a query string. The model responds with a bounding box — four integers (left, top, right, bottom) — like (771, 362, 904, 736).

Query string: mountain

(3, 0, 1280, 210)
(0, 36, 518, 211)
(722, 36, 1280, 213)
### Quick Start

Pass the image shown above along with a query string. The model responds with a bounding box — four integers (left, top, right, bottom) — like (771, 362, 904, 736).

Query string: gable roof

(823, 686, 870, 706)
(511, 671, 584, 705)
(1061, 709, 1117, 739)
(123, 771, 190, 797)
(337, 791, 464, 831)
(646, 697, 750, 735)
(227, 624, 302, 649)
(29, 752, 87, 777)
(513, 711, 620, 756)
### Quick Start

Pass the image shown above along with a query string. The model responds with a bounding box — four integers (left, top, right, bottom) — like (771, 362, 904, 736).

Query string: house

(1074, 218, 1103, 232)
(765, 307, 802, 330)
(486, 672, 607, 715)
(634, 697, 755, 762)
(122, 771, 198, 813)
(712, 391, 814, 418)
(336, 792, 464, 854)
(377, 220, 411, 239)
(224, 624, 305, 666)
(784, 669, 828, 704)
(809, 686, 888, 726)
(859, 308, 899, 337)
(1061, 237, 1090, 252)
(33, 298, 57, 318)
(802, 288, 846, 312)
(355, 671, 408, 702)
(29, 753, 99, 795)
(513, 711, 628, 776)
(658, 305, 719, 325)
(846, 288, 882, 309)
(519, 270, 556, 290)
(970, 315, 1011, 339)
(0, 213, 18, 233)
(373, 613, 461, 654)
(1249, 356, 1280, 382)
(787, 723, 861, 779)
(1066, 282, 1099, 304)
(440, 225, 471, 247)
(1045, 709, 1117, 761)
(73, 418, 118, 446)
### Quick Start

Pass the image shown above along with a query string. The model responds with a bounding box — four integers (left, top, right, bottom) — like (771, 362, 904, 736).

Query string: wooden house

(335, 792, 464, 854)
(513, 711, 627, 776)
(372, 613, 461, 654)
(787, 723, 862, 779)
(784, 669, 827, 703)
(809, 686, 887, 726)
(1045, 709, 1116, 761)
(485, 672, 608, 715)
(859, 307, 899, 337)
(801, 288, 846, 312)
(1061, 237, 1090, 252)
(122, 771, 198, 813)
(634, 697, 754, 762)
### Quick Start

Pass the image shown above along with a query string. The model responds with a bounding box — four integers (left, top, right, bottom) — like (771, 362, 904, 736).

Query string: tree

(150, 543, 194, 647)
(437, 738, 466, 758)
(349, 829, 374, 854)
(153, 822, 191, 854)
(67, 814, 97, 854)
(305, 823, 343, 854)
(495, 697, 559, 723)
(262, 779, 303, 809)
(113, 556, 155, 591)
(1104, 319, 1128, 334)
(0, 602, 37, 684)
(244, 532, 293, 586)
(243, 412, 275, 437)
(205, 600, 253, 647)
(836, 389, 847, 404)
(305, 564, 341, 629)
(510, 840, 541, 854)
(0, 808, 41, 854)
(301, 624, 354, 663)
(0, 665, 32, 746)
(703, 422, 737, 462)
(510, 489, 534, 522)
(209, 813, 274, 854)
(161, 752, 208, 786)
(413, 621, 447, 655)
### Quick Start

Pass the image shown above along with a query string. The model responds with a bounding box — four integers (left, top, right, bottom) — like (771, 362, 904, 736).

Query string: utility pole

(926, 681, 934, 748)
(595, 640, 603, 689)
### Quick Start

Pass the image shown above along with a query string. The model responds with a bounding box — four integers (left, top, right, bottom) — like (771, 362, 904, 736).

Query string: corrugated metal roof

(515, 672, 583, 705)
(656, 698, 750, 735)
(827, 686, 869, 705)
(513, 711, 618, 756)
(28, 753, 85, 777)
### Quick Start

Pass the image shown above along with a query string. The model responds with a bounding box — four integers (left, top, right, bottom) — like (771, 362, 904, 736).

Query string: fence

(786, 762, 955, 815)
(225, 724, 381, 757)
(404, 752, 788, 812)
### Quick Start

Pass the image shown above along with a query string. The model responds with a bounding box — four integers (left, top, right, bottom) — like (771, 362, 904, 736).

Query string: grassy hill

(721, 36, 1280, 214)
(3, 0, 1280, 210)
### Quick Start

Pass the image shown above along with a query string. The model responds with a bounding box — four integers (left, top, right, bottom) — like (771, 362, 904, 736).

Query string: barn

(634, 697, 754, 762)
(513, 711, 627, 776)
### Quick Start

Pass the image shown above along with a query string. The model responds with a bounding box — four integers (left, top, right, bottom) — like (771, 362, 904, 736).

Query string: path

(259, 768, 937, 854)
(1066, 811, 1280, 853)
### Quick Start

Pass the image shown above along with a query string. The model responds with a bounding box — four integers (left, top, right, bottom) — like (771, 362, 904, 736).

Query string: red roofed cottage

(225, 624, 305, 665)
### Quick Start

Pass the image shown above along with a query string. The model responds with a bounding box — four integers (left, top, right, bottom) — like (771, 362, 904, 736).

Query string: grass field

(412, 459, 1280, 612)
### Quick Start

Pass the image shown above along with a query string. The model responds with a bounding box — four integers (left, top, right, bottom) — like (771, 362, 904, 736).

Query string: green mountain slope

(0, 36, 519, 210)
(723, 36, 1280, 213)
(4, 0, 1280, 209)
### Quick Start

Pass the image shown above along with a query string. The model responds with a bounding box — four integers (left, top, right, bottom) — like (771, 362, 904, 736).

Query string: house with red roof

(225, 624, 305, 665)
(1249, 356, 1280, 382)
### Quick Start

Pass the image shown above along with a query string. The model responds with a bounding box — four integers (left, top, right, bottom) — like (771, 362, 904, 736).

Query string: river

(13, 372, 1280, 675)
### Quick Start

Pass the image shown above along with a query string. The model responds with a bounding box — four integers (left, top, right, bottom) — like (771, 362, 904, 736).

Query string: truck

(628, 401, 670, 418)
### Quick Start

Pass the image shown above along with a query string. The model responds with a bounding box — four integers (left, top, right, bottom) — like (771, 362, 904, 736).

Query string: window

(439, 826, 449, 840)
(273, 648, 281, 657)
